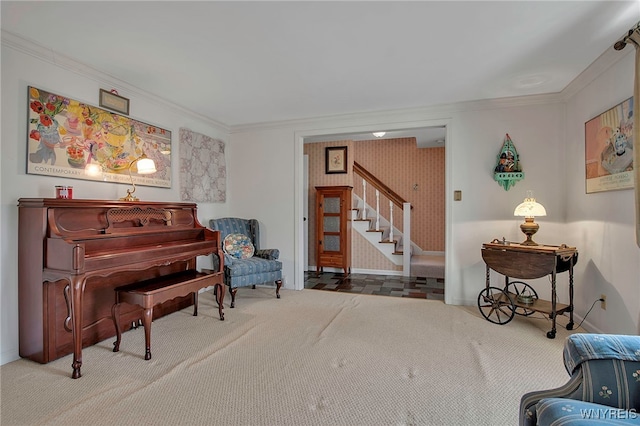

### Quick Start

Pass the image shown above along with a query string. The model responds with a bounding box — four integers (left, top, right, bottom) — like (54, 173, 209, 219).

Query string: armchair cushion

(223, 233, 255, 259)
(226, 257, 282, 277)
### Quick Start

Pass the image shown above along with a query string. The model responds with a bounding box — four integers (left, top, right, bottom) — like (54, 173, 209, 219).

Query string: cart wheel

(566, 322, 574, 331)
(506, 281, 538, 316)
(546, 330, 556, 339)
(477, 287, 515, 325)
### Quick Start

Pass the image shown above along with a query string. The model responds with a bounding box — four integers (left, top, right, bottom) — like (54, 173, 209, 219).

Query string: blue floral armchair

(209, 218, 282, 308)
(520, 333, 640, 425)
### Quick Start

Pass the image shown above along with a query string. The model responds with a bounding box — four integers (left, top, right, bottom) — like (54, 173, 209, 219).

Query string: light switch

(454, 190, 462, 201)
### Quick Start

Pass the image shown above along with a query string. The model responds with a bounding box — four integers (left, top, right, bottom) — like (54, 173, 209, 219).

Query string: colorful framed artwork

(99, 89, 129, 115)
(27, 86, 171, 188)
(585, 97, 634, 193)
(325, 146, 347, 174)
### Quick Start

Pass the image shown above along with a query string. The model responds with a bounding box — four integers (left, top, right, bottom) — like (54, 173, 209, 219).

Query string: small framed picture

(325, 146, 348, 174)
(99, 89, 130, 115)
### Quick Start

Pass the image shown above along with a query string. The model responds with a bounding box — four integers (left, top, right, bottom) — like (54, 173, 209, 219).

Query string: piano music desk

(112, 270, 224, 360)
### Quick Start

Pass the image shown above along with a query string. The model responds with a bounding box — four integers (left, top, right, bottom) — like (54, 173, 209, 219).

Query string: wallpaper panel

(179, 128, 226, 202)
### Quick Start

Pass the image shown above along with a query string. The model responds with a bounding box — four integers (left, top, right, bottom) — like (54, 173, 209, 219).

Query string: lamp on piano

(120, 154, 157, 202)
(514, 190, 546, 246)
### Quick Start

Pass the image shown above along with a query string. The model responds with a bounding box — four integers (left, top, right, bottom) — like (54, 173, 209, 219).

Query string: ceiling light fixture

(372, 132, 386, 138)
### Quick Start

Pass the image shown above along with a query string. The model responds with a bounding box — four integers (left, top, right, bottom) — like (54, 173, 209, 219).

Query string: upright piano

(18, 198, 223, 378)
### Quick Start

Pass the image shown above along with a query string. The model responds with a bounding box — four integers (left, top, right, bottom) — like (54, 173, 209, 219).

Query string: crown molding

(6, 26, 618, 136)
(560, 45, 633, 102)
(230, 92, 563, 134)
(1, 29, 230, 132)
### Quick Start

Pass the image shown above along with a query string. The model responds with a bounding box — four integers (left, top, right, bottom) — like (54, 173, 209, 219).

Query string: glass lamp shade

(372, 132, 386, 138)
(513, 199, 547, 218)
(135, 157, 156, 174)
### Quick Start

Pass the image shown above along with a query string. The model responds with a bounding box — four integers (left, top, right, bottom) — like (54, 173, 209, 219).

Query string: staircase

(351, 195, 406, 266)
(351, 162, 445, 279)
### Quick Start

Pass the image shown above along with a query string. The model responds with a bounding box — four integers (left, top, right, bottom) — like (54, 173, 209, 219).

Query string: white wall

(229, 50, 639, 336)
(231, 99, 569, 306)
(2, 32, 639, 367)
(565, 50, 640, 335)
(1, 42, 231, 364)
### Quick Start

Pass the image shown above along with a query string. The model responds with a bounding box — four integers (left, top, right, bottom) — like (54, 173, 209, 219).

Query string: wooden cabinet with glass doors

(315, 186, 352, 275)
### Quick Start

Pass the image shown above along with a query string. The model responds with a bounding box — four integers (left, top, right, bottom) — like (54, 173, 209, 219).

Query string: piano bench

(111, 270, 224, 361)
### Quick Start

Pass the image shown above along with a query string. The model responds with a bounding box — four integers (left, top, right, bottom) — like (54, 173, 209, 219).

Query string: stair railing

(353, 161, 413, 276)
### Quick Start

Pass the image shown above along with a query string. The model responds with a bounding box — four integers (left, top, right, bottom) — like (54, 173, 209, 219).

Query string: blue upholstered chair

(209, 218, 282, 308)
(520, 334, 640, 426)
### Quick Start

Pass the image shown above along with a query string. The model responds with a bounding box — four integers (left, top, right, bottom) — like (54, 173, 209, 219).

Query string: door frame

(294, 118, 452, 305)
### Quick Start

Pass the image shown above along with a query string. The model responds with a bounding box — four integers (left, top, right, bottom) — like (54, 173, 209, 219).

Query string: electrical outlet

(600, 294, 606, 310)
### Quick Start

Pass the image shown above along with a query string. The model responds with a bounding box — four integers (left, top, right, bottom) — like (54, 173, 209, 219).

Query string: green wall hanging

(494, 133, 524, 191)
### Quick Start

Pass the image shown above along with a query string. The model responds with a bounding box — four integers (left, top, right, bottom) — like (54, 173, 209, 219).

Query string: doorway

(297, 122, 451, 301)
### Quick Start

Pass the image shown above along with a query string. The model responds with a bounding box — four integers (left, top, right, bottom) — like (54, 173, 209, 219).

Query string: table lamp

(514, 191, 546, 246)
(120, 154, 157, 202)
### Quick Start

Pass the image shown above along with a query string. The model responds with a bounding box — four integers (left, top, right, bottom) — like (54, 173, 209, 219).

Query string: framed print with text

(27, 86, 171, 188)
(585, 97, 634, 193)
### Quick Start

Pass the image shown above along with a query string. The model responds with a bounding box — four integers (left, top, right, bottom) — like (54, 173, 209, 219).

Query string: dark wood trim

(353, 161, 413, 210)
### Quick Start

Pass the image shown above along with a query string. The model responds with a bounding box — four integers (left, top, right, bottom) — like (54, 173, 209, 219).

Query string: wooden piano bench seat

(112, 269, 224, 361)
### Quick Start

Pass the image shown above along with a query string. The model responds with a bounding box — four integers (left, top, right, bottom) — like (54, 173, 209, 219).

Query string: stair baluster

(352, 162, 415, 276)
(375, 190, 380, 231)
(388, 200, 394, 243)
(362, 180, 367, 220)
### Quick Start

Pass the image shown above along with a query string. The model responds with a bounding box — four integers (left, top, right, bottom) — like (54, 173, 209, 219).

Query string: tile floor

(304, 271, 444, 300)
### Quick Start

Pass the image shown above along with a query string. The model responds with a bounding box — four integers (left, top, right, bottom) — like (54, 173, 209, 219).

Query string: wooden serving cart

(479, 240, 578, 338)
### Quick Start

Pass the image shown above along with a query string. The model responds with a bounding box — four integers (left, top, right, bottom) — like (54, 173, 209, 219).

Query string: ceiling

(2, 1, 639, 146)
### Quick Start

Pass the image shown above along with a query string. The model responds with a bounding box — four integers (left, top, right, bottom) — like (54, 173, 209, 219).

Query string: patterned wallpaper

(304, 138, 444, 271)
(179, 128, 226, 202)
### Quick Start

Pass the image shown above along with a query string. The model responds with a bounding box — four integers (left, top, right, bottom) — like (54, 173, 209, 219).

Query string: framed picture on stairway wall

(325, 146, 347, 174)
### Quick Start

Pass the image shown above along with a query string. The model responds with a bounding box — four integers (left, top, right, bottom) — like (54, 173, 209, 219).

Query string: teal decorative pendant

(494, 133, 524, 191)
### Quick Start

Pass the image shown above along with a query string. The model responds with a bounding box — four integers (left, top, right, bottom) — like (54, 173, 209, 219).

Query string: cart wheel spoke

(477, 287, 515, 325)
(506, 281, 538, 316)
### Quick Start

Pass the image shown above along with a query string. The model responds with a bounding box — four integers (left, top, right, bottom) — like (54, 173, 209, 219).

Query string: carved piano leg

(275, 279, 283, 299)
(229, 287, 237, 308)
(69, 275, 87, 379)
(142, 307, 153, 360)
(112, 303, 122, 353)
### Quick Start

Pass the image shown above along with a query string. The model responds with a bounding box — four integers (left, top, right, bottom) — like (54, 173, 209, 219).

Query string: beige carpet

(1, 288, 581, 425)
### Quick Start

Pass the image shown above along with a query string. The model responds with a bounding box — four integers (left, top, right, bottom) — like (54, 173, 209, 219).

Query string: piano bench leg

(193, 292, 198, 316)
(142, 307, 153, 360)
(213, 284, 225, 321)
(112, 303, 122, 353)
